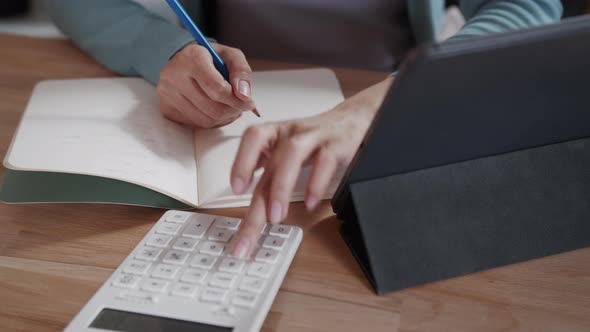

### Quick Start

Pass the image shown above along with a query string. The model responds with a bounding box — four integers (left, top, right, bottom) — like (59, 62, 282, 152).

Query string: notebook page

(194, 69, 345, 208)
(4, 78, 199, 206)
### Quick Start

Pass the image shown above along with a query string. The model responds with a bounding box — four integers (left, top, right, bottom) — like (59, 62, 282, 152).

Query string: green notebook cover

(0, 169, 192, 210)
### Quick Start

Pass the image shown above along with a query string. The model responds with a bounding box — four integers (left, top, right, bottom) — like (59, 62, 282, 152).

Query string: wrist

(170, 36, 217, 61)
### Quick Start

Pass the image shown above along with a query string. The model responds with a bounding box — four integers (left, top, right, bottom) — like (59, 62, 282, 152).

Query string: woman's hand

(229, 77, 394, 257)
(157, 43, 256, 128)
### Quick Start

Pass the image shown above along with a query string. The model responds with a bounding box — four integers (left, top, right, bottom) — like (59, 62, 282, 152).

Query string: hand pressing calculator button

(65, 210, 303, 332)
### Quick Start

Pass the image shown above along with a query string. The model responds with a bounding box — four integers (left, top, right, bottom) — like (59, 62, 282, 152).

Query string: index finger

(230, 176, 269, 258)
(231, 125, 278, 194)
(219, 47, 254, 102)
(188, 45, 251, 111)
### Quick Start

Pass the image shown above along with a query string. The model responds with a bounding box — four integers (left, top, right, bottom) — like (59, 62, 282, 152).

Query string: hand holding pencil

(157, 0, 259, 128)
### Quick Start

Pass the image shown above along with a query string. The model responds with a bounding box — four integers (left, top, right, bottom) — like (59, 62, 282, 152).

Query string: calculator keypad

(112, 212, 295, 315)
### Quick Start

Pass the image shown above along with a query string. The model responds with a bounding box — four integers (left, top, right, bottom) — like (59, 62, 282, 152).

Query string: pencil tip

(253, 109, 261, 118)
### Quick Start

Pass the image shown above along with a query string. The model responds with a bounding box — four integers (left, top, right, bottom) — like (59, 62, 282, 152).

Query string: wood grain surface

(1, 34, 589, 332)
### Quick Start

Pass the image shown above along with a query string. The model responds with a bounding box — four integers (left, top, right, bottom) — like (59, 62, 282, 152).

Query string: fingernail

(232, 237, 250, 258)
(238, 80, 251, 98)
(269, 200, 283, 224)
(306, 195, 319, 211)
(232, 177, 246, 194)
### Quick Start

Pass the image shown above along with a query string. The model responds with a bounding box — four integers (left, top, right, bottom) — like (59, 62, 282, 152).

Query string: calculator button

(195, 213, 217, 223)
(218, 258, 246, 274)
(207, 228, 235, 243)
(255, 248, 280, 264)
(180, 268, 208, 284)
(135, 247, 162, 261)
(156, 222, 181, 235)
(171, 283, 199, 298)
(146, 234, 173, 248)
(112, 274, 140, 289)
(215, 306, 236, 316)
(232, 291, 258, 308)
(183, 218, 214, 239)
(209, 272, 237, 289)
(141, 278, 169, 293)
(239, 276, 265, 293)
(190, 254, 217, 269)
(162, 250, 189, 265)
(269, 225, 292, 238)
(151, 264, 180, 280)
(116, 292, 159, 304)
(201, 287, 228, 303)
(262, 236, 286, 250)
(247, 262, 273, 278)
(172, 237, 199, 251)
(123, 260, 151, 275)
(200, 241, 225, 256)
(214, 217, 241, 230)
(166, 211, 192, 223)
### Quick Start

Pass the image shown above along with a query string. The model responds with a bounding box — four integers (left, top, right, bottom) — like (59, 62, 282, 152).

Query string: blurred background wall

(0, 0, 62, 38)
(1, 1, 589, 39)
(0, 0, 185, 38)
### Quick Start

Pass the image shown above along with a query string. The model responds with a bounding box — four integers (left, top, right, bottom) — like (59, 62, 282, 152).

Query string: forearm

(453, 0, 563, 39)
(48, 0, 193, 84)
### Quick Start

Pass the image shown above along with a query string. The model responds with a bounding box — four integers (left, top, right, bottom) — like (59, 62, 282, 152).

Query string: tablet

(333, 15, 590, 213)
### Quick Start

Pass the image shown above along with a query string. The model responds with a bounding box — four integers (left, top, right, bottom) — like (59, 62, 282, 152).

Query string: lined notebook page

(194, 69, 345, 208)
(4, 78, 199, 206)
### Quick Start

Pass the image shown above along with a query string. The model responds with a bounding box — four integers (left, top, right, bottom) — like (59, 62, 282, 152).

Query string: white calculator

(64, 210, 302, 332)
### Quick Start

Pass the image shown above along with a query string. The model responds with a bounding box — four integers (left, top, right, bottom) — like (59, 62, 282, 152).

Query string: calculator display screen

(89, 308, 233, 332)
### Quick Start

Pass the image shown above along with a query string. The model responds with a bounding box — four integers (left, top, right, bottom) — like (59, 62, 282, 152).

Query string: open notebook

(0, 69, 345, 209)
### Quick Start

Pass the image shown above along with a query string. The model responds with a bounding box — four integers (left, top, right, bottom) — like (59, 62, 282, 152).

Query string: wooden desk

(1, 34, 589, 332)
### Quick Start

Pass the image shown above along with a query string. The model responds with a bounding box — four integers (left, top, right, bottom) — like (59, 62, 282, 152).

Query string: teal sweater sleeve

(47, 0, 194, 84)
(49, 0, 563, 84)
(454, 0, 563, 39)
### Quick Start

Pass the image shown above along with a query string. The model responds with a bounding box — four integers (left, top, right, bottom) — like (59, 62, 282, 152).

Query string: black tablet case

(332, 16, 590, 295)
